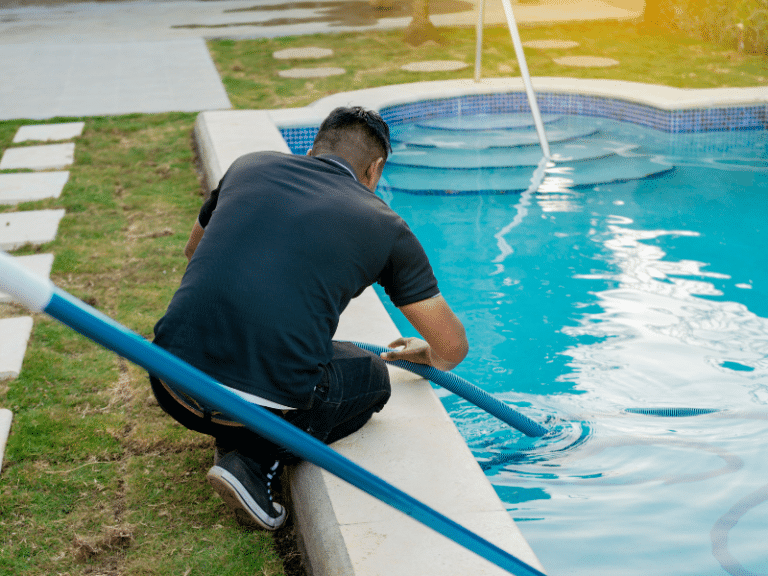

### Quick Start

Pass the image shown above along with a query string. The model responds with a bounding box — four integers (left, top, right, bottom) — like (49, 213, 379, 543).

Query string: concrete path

(0, 39, 231, 120)
(0, 0, 396, 120)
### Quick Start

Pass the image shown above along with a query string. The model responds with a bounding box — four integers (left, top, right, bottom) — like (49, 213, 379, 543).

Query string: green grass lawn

(208, 21, 767, 110)
(0, 20, 765, 576)
(1, 112, 288, 575)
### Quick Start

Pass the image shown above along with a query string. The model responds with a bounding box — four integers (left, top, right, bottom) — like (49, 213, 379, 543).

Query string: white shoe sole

(207, 466, 287, 531)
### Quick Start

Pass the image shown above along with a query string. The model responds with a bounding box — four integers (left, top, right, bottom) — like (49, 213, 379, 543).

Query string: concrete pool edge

(193, 78, 764, 576)
(267, 77, 768, 129)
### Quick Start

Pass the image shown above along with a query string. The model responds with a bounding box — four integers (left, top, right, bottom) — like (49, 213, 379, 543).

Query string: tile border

(279, 81, 767, 154)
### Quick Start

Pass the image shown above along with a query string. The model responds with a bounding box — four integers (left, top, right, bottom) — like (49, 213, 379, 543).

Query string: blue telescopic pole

(0, 251, 546, 576)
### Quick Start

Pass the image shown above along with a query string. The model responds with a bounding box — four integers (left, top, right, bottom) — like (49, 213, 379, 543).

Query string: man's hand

(380, 337, 431, 365)
(380, 336, 462, 372)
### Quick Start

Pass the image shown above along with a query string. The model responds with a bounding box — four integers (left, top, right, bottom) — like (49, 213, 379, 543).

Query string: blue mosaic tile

(281, 126, 318, 154)
(280, 92, 767, 153)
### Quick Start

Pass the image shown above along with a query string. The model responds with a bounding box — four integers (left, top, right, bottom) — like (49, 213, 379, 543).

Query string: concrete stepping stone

(13, 122, 85, 143)
(273, 47, 333, 60)
(0, 143, 75, 171)
(0, 317, 33, 381)
(278, 67, 346, 78)
(0, 209, 66, 250)
(400, 60, 469, 72)
(0, 172, 69, 205)
(0, 254, 55, 304)
(523, 40, 580, 49)
(0, 408, 11, 474)
(554, 56, 619, 67)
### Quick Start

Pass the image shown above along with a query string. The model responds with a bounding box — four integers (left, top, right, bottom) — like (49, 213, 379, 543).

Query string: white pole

(474, 0, 486, 82)
(0, 250, 53, 312)
(499, 0, 551, 159)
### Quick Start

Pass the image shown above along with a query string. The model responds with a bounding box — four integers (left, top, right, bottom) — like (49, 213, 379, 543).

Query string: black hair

(314, 106, 392, 159)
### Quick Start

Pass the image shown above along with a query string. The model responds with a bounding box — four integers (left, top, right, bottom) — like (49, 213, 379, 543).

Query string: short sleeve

(198, 185, 220, 228)
(378, 224, 439, 307)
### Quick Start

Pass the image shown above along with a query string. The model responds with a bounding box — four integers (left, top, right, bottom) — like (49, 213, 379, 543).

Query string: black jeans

(149, 341, 391, 465)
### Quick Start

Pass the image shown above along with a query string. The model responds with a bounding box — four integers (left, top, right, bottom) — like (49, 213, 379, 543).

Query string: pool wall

(193, 78, 766, 576)
(277, 78, 767, 160)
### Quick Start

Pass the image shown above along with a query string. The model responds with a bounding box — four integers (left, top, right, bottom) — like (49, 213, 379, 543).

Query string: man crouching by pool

(149, 106, 468, 530)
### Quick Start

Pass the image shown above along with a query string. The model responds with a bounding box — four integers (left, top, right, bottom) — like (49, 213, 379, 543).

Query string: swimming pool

(281, 93, 768, 576)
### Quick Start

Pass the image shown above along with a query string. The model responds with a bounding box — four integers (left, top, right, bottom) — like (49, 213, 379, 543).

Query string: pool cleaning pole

(499, 0, 551, 160)
(0, 250, 546, 576)
(474, 0, 485, 82)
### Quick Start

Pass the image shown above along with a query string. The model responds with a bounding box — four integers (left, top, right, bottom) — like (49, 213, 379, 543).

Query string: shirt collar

(316, 154, 358, 182)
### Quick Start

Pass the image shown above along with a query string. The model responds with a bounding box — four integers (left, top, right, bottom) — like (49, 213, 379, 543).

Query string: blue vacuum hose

(348, 341, 548, 438)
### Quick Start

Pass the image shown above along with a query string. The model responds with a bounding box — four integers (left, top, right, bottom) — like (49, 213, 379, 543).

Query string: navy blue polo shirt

(153, 151, 438, 409)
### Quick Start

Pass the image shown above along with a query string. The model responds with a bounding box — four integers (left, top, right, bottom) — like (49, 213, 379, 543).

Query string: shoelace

(265, 460, 280, 503)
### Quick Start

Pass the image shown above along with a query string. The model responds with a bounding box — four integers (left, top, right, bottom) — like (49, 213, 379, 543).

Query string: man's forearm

(184, 220, 205, 261)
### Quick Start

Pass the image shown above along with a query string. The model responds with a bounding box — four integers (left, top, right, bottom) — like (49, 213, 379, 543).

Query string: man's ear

(362, 157, 385, 190)
(306, 148, 314, 156)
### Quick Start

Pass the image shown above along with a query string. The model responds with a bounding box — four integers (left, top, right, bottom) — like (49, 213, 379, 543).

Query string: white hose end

(0, 250, 54, 312)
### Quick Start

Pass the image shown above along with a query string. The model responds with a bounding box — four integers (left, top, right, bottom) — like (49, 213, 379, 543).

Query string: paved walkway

(0, 0, 642, 120)
(0, 39, 230, 120)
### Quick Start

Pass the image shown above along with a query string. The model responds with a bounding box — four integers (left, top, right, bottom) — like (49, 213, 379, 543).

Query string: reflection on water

(376, 117, 768, 576)
(562, 209, 768, 407)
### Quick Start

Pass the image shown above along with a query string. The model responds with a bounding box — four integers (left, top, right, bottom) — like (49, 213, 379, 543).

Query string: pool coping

(193, 78, 765, 576)
(270, 77, 767, 127)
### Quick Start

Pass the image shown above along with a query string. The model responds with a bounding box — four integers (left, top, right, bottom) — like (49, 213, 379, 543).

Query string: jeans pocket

(303, 365, 341, 442)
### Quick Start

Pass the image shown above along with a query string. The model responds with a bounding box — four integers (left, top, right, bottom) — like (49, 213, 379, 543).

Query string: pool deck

(195, 77, 766, 576)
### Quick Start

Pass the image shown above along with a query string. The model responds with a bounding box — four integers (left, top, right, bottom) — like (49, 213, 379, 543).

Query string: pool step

(383, 113, 677, 195)
(415, 113, 563, 131)
(379, 155, 673, 195)
(391, 123, 599, 149)
(389, 138, 627, 169)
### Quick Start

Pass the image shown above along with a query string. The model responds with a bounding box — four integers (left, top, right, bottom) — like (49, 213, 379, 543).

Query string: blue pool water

(374, 113, 768, 576)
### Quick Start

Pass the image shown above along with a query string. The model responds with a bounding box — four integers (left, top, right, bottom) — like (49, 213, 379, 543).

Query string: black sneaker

(207, 452, 287, 530)
(213, 439, 234, 465)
